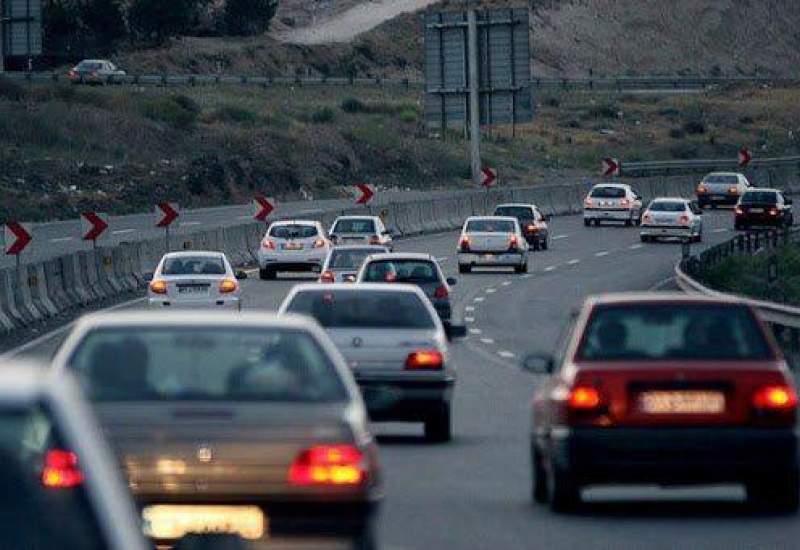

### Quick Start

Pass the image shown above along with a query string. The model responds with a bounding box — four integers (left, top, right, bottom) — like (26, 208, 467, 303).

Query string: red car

(524, 294, 798, 513)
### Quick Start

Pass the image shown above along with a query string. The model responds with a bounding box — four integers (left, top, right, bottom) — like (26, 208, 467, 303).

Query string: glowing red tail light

(584, 197, 594, 207)
(508, 234, 520, 251)
(735, 206, 744, 216)
(620, 198, 631, 208)
(459, 235, 471, 252)
(368, 235, 380, 245)
(753, 385, 798, 411)
(313, 238, 327, 248)
(696, 184, 708, 194)
(42, 449, 83, 488)
(405, 350, 444, 370)
(288, 445, 366, 486)
(769, 207, 780, 216)
(567, 386, 603, 410)
(433, 285, 448, 299)
(642, 213, 653, 224)
(526, 223, 537, 233)
(319, 270, 335, 283)
(678, 214, 691, 226)
(261, 239, 276, 250)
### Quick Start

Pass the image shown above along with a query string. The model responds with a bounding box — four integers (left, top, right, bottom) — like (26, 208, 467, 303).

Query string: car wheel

(746, 471, 800, 513)
(425, 404, 452, 443)
(531, 445, 548, 504)
(259, 267, 275, 280)
(624, 218, 633, 227)
(458, 264, 471, 274)
(583, 219, 591, 227)
(640, 235, 649, 243)
(548, 465, 581, 513)
(694, 230, 703, 243)
(734, 223, 743, 231)
(532, 241, 540, 251)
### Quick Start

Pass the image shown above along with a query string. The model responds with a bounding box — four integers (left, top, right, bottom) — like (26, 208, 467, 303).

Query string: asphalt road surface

(11, 210, 798, 550)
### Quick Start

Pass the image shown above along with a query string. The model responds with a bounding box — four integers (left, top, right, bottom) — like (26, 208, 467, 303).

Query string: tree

(224, 0, 278, 36)
(128, 0, 206, 43)
(79, 0, 126, 54)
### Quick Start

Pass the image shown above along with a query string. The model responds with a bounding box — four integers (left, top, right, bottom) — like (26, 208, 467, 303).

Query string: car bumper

(736, 215, 785, 227)
(458, 252, 525, 267)
(584, 209, 634, 221)
(698, 194, 739, 205)
(148, 297, 241, 310)
(258, 253, 326, 271)
(545, 427, 798, 484)
(355, 378, 454, 421)
(640, 225, 693, 238)
(524, 231, 547, 244)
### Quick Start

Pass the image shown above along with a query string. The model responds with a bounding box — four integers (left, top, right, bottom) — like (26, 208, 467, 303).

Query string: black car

(735, 188, 794, 230)
(493, 203, 551, 250)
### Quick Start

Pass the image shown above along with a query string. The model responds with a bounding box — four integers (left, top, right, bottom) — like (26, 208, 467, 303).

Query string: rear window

(741, 191, 779, 204)
(704, 174, 739, 184)
(494, 206, 534, 219)
(285, 290, 436, 329)
(362, 260, 440, 284)
(648, 201, 687, 212)
(332, 219, 376, 234)
(162, 256, 226, 275)
(577, 304, 774, 361)
(77, 61, 102, 70)
(269, 224, 318, 239)
(328, 249, 376, 269)
(465, 219, 516, 233)
(66, 327, 348, 403)
(590, 186, 626, 198)
(0, 406, 105, 549)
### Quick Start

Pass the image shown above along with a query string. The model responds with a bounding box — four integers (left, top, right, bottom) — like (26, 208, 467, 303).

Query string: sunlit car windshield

(270, 224, 318, 239)
(161, 256, 225, 275)
(333, 219, 376, 234)
(741, 192, 779, 204)
(648, 201, 686, 212)
(362, 260, 439, 283)
(465, 220, 515, 233)
(329, 249, 377, 269)
(285, 291, 435, 329)
(66, 327, 348, 402)
(577, 305, 774, 361)
(590, 187, 626, 198)
(494, 206, 534, 219)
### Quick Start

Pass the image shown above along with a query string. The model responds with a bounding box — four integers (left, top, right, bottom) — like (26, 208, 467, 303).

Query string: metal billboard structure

(1, 0, 43, 71)
(423, 8, 533, 130)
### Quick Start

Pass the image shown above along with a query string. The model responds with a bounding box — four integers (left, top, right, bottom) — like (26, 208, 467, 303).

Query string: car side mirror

(521, 353, 555, 374)
(446, 324, 467, 339)
(446, 277, 457, 286)
(235, 270, 248, 280)
(143, 272, 154, 282)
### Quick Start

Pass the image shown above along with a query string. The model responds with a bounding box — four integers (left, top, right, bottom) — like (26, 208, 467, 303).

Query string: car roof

(0, 363, 63, 403)
(744, 188, 780, 193)
(586, 292, 748, 308)
(591, 183, 629, 189)
(363, 252, 435, 262)
(334, 216, 379, 221)
(79, 59, 107, 63)
(68, 311, 319, 330)
(495, 203, 536, 209)
(466, 215, 518, 222)
(649, 197, 688, 203)
(330, 245, 388, 251)
(162, 250, 225, 259)
(269, 220, 319, 226)
(705, 172, 742, 177)
(291, 282, 424, 294)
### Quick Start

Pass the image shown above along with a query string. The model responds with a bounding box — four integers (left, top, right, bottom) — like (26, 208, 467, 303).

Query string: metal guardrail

(621, 156, 800, 178)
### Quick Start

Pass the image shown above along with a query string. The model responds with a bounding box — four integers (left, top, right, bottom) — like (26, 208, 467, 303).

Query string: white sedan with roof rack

(583, 183, 643, 226)
(147, 251, 246, 310)
(640, 198, 704, 243)
(258, 220, 331, 280)
(456, 216, 529, 274)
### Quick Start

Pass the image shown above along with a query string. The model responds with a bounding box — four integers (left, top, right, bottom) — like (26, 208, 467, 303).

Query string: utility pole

(466, 2, 481, 185)
(0, 0, 5, 73)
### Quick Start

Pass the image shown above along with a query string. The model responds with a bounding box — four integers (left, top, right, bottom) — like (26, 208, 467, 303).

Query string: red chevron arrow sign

(81, 211, 109, 241)
(738, 148, 752, 167)
(4, 221, 32, 255)
(355, 183, 375, 205)
(481, 167, 497, 187)
(253, 196, 275, 222)
(155, 202, 180, 228)
(602, 157, 620, 177)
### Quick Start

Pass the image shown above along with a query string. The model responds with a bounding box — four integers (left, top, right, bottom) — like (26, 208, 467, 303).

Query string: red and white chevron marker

(155, 202, 180, 228)
(602, 157, 620, 177)
(253, 195, 275, 222)
(738, 148, 752, 168)
(4, 222, 32, 256)
(481, 167, 497, 187)
(355, 183, 375, 205)
(81, 211, 109, 242)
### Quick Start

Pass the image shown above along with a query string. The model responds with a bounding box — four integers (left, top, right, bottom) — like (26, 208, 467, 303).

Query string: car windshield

(362, 260, 440, 283)
(577, 304, 774, 361)
(704, 174, 739, 184)
(333, 219, 376, 234)
(328, 249, 376, 269)
(285, 290, 436, 329)
(741, 192, 779, 204)
(161, 256, 226, 275)
(269, 224, 318, 239)
(590, 187, 626, 198)
(648, 201, 686, 212)
(494, 206, 534, 219)
(66, 327, 348, 402)
(465, 219, 515, 233)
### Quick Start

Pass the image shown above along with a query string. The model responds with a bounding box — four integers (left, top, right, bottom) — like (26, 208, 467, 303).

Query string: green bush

(658, 106, 680, 119)
(588, 101, 619, 119)
(670, 141, 700, 159)
(224, 0, 278, 36)
(341, 97, 367, 113)
(0, 78, 24, 101)
(399, 109, 417, 123)
(683, 119, 705, 135)
(210, 105, 261, 125)
(140, 94, 200, 129)
(310, 107, 335, 124)
(669, 127, 686, 139)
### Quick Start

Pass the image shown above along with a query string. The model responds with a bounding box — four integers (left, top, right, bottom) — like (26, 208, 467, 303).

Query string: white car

(0, 363, 147, 550)
(147, 251, 245, 310)
(696, 172, 751, 209)
(640, 198, 704, 243)
(456, 216, 529, 274)
(319, 244, 390, 283)
(583, 183, 643, 226)
(329, 216, 393, 250)
(258, 220, 331, 280)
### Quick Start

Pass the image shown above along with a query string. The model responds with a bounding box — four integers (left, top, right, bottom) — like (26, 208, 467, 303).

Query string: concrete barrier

(78, 251, 105, 302)
(9, 268, 40, 323)
(96, 249, 123, 295)
(62, 255, 91, 306)
(0, 269, 22, 331)
(43, 257, 73, 312)
(29, 263, 59, 318)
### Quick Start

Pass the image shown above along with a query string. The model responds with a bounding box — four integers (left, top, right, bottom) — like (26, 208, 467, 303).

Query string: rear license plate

(142, 505, 266, 540)
(177, 286, 207, 294)
(482, 254, 496, 260)
(282, 242, 302, 250)
(750, 208, 764, 213)
(639, 391, 725, 414)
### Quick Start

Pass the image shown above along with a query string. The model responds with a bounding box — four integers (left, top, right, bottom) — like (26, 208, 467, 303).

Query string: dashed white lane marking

(181, 221, 201, 227)
(474, 297, 485, 303)
(237, 215, 252, 220)
(595, 251, 610, 257)
(501, 281, 511, 287)
(469, 328, 482, 335)
(480, 338, 495, 345)
(49, 237, 73, 242)
(498, 350, 516, 359)
(112, 229, 135, 235)
(522, 274, 533, 279)
(552, 235, 569, 240)
(486, 288, 497, 294)
(629, 244, 643, 250)
(567, 259, 580, 265)
(465, 317, 475, 323)
(713, 228, 728, 233)
(544, 266, 556, 272)
(465, 306, 475, 312)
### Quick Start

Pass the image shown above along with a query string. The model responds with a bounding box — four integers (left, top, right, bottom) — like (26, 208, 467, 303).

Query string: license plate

(143, 505, 266, 540)
(177, 286, 207, 294)
(750, 208, 764, 213)
(282, 242, 302, 250)
(639, 391, 725, 414)
(482, 254, 496, 260)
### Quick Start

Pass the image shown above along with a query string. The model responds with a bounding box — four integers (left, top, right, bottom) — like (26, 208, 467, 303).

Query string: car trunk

(326, 328, 439, 372)
(703, 180, 738, 197)
(590, 197, 627, 209)
(572, 362, 790, 427)
(466, 232, 513, 253)
(162, 275, 224, 300)
(739, 202, 780, 222)
(333, 233, 374, 245)
(646, 211, 684, 226)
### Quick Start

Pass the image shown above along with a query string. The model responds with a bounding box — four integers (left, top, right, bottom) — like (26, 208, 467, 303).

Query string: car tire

(425, 404, 452, 443)
(259, 267, 275, 280)
(548, 465, 581, 513)
(746, 471, 800, 513)
(515, 262, 527, 274)
(734, 223, 743, 231)
(583, 219, 591, 227)
(458, 264, 471, 274)
(624, 218, 633, 227)
(541, 237, 549, 251)
(532, 241, 540, 251)
(694, 230, 703, 243)
(640, 235, 649, 243)
(531, 445, 548, 504)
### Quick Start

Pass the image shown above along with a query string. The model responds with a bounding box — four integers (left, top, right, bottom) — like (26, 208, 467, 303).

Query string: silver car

(319, 245, 390, 283)
(280, 284, 460, 442)
(583, 183, 643, 226)
(147, 251, 245, 310)
(258, 220, 331, 280)
(457, 216, 529, 274)
(67, 59, 126, 85)
(329, 216, 393, 250)
(0, 362, 147, 550)
(696, 172, 751, 208)
(640, 198, 703, 243)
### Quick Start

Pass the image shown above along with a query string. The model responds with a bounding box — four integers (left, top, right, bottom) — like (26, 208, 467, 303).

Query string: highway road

(10, 209, 798, 549)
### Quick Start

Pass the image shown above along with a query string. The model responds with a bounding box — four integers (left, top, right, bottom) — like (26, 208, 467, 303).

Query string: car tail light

(313, 238, 327, 248)
(459, 235, 471, 252)
(68, 69, 76, 78)
(735, 206, 744, 216)
(678, 214, 691, 226)
(769, 207, 780, 216)
(288, 445, 366, 486)
(319, 270, 335, 283)
(642, 212, 653, 224)
(42, 449, 83, 488)
(526, 223, 538, 233)
(728, 186, 740, 195)
(261, 239, 276, 250)
(405, 350, 444, 370)
(753, 385, 798, 411)
(219, 279, 238, 293)
(508, 234, 520, 251)
(567, 386, 603, 410)
(696, 184, 708, 194)
(368, 235, 380, 245)
(434, 285, 448, 299)
(149, 279, 167, 294)
(620, 198, 631, 208)
(584, 197, 594, 207)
